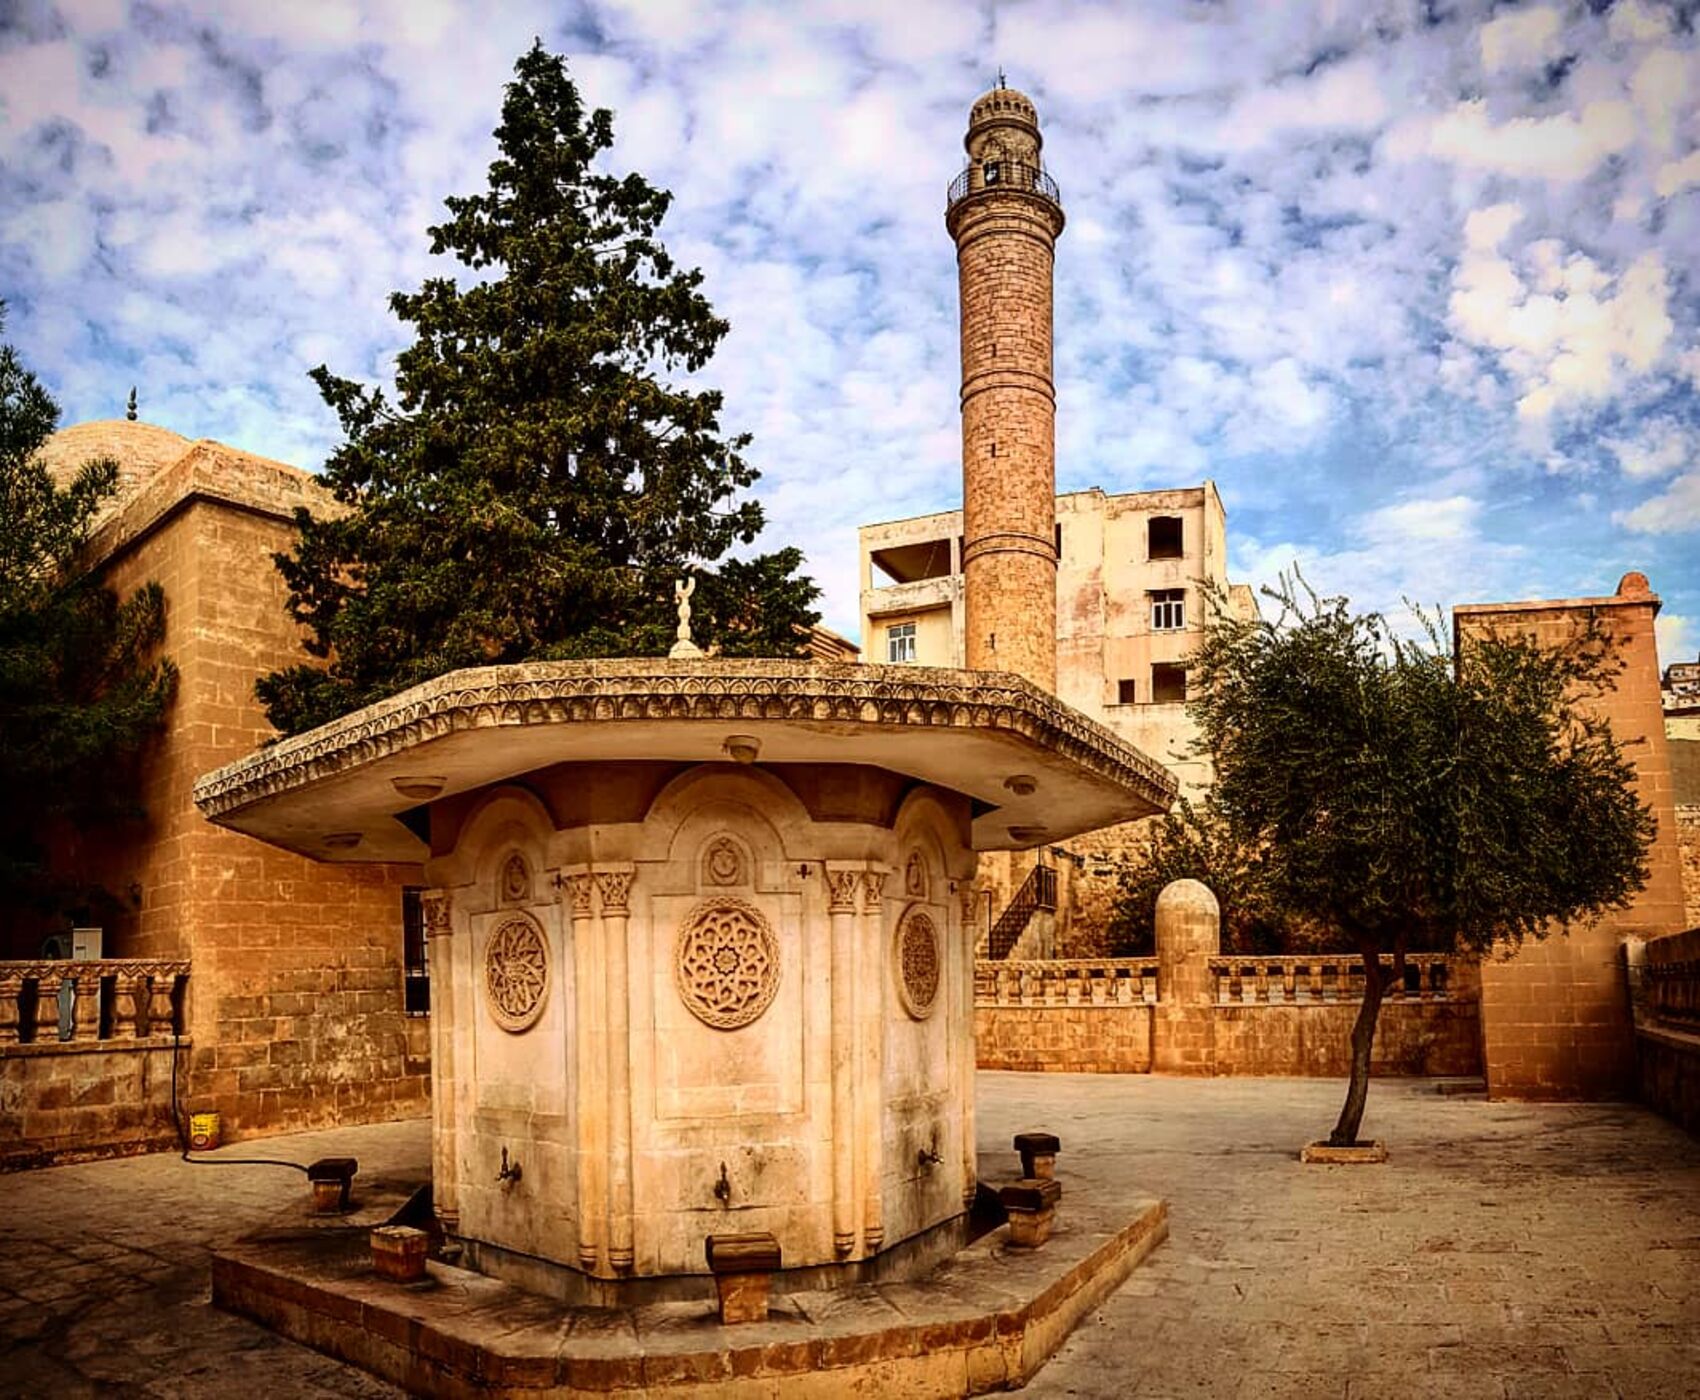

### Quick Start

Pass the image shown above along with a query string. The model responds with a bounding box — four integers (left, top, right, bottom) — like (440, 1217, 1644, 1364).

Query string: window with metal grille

(887, 621, 917, 663)
(1150, 589, 1186, 631)
(402, 887, 430, 1016)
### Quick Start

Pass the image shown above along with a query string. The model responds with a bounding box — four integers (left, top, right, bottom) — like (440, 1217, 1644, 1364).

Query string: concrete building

(859, 483, 1255, 799)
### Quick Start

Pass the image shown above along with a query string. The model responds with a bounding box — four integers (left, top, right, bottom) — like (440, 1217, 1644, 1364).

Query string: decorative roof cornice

(193, 659, 1176, 821)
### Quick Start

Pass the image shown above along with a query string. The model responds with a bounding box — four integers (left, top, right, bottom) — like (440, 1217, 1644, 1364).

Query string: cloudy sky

(2, 0, 1697, 659)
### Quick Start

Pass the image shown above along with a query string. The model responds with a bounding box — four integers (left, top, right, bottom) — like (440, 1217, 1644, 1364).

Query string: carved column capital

(826, 867, 863, 914)
(560, 872, 595, 916)
(861, 870, 887, 912)
(595, 869, 635, 913)
(420, 888, 453, 938)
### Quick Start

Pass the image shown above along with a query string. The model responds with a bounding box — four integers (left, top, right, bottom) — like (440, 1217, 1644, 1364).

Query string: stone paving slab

(2, 1077, 1698, 1397)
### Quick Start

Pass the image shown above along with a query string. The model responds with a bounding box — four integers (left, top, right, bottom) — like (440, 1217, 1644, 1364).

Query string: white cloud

(1449, 205, 1673, 427)
(1657, 612, 1694, 666)
(1395, 98, 1637, 183)
(1605, 417, 1694, 480)
(1609, 0, 1672, 45)
(1616, 470, 1700, 534)
(1361, 495, 1480, 545)
(1480, 7, 1564, 75)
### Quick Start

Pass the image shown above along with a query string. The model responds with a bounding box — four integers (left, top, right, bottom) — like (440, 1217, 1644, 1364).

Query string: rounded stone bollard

(1153, 879, 1221, 1075)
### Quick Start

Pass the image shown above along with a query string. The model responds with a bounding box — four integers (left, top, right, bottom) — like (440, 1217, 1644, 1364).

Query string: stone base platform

(212, 1177, 1167, 1397)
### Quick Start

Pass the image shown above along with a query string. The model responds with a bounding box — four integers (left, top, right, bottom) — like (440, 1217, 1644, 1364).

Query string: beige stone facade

(10, 421, 429, 1145)
(1457, 573, 1688, 1101)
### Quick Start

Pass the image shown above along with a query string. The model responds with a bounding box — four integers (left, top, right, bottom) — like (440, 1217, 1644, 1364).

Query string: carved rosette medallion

(896, 907, 941, 1019)
(674, 897, 780, 1031)
(483, 913, 550, 1032)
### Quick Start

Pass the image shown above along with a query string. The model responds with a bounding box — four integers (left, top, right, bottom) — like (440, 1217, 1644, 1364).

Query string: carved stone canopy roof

(193, 659, 1178, 863)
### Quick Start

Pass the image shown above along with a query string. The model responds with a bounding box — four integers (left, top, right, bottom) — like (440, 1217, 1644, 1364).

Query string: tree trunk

(1329, 941, 1387, 1146)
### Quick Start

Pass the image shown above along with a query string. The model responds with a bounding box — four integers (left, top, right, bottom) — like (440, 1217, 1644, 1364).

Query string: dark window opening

(1151, 663, 1188, 704)
(402, 886, 430, 1015)
(1117, 678, 1137, 705)
(984, 161, 1002, 185)
(1148, 515, 1183, 560)
(1055, 522, 1063, 556)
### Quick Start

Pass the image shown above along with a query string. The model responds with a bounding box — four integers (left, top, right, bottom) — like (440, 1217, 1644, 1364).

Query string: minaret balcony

(946, 161, 1061, 212)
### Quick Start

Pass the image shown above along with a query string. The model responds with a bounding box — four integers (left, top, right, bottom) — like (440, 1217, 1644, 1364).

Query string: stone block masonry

(31, 423, 430, 1149)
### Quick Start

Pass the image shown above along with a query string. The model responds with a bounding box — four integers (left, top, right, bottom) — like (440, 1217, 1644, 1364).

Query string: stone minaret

(946, 85, 1065, 692)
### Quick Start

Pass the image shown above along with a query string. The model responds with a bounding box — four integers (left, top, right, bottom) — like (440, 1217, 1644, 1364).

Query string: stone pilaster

(596, 867, 637, 1272)
(562, 871, 601, 1271)
(421, 889, 458, 1232)
(826, 865, 864, 1258)
(859, 868, 888, 1253)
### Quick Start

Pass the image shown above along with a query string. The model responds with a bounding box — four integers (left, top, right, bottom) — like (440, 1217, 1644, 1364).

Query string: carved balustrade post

(147, 972, 177, 1037)
(0, 973, 22, 1045)
(71, 970, 100, 1041)
(111, 968, 141, 1038)
(34, 972, 64, 1043)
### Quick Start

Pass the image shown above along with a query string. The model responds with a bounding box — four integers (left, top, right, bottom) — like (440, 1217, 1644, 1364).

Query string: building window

(402, 887, 430, 1016)
(1151, 663, 1188, 704)
(984, 160, 1001, 185)
(1150, 589, 1186, 631)
(887, 621, 918, 663)
(1117, 678, 1137, 705)
(1148, 516, 1183, 560)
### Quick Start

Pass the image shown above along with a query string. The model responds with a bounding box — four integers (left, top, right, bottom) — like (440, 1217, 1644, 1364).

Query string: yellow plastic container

(188, 1111, 221, 1152)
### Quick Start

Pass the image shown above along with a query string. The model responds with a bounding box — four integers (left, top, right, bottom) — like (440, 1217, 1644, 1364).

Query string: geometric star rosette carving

(896, 906, 941, 1019)
(674, 897, 781, 1031)
(483, 913, 550, 1032)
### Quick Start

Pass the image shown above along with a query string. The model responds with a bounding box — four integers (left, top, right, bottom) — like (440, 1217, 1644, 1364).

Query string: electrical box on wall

(71, 927, 103, 960)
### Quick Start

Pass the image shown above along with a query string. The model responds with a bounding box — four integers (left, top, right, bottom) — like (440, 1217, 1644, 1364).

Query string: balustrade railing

(0, 960, 189, 1048)
(976, 958, 1160, 1007)
(1208, 953, 1462, 1005)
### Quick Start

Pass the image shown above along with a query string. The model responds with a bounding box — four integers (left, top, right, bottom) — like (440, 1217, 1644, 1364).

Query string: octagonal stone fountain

(194, 657, 1172, 1308)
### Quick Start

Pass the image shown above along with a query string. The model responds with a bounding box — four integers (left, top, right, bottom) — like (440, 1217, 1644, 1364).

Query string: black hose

(171, 1028, 310, 1174)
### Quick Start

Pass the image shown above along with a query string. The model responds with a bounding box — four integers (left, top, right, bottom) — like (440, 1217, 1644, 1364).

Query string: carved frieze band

(192, 660, 1175, 817)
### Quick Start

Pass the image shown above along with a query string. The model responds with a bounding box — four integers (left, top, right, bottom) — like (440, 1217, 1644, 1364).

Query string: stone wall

(38, 427, 431, 1143)
(1457, 576, 1688, 1101)
(1677, 805, 1699, 928)
(1, 1043, 180, 1169)
(974, 912, 1482, 1080)
(1634, 925, 1700, 1136)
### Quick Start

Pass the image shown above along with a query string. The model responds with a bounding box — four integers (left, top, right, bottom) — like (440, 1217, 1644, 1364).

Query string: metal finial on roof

(126, 387, 138, 422)
(997, 67, 1006, 89)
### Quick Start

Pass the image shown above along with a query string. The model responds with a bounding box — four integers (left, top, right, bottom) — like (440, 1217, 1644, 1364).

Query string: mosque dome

(37, 419, 191, 500)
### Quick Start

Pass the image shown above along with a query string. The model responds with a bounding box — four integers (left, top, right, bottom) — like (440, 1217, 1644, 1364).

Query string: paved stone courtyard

(1, 1074, 1695, 1398)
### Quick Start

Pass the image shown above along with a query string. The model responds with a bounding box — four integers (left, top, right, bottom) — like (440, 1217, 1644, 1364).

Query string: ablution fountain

(196, 84, 1177, 1396)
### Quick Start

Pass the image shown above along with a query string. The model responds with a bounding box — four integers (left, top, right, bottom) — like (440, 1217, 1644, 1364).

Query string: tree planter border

(1299, 1140, 1388, 1165)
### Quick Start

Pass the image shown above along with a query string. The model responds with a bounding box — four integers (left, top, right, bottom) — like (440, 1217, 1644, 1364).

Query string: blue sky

(2, 0, 1697, 660)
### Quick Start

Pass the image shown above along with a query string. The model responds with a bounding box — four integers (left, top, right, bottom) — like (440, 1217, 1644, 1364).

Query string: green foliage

(1104, 798, 1290, 957)
(1187, 572, 1654, 1143)
(0, 314, 177, 933)
(259, 45, 819, 736)
(1189, 574, 1653, 959)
